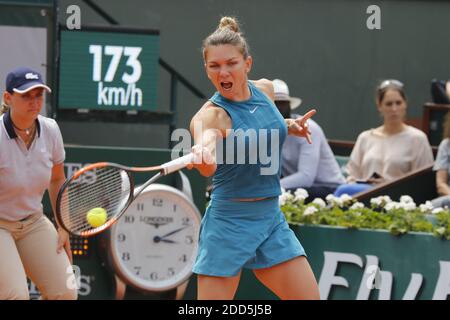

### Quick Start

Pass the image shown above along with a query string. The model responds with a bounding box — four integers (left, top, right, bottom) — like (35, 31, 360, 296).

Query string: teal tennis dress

(192, 81, 306, 277)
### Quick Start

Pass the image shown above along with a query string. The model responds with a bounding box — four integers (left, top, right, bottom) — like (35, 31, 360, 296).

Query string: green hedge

(281, 190, 450, 240)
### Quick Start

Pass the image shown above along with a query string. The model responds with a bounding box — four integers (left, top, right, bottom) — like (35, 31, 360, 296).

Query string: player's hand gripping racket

(55, 154, 193, 237)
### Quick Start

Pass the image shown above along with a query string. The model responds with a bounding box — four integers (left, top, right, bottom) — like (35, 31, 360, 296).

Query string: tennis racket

(55, 154, 193, 237)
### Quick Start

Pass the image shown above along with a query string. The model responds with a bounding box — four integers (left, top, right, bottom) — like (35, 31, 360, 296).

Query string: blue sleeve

(434, 139, 449, 171)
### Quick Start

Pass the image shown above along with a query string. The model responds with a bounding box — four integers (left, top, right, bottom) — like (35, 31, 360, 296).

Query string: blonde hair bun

(218, 16, 240, 33)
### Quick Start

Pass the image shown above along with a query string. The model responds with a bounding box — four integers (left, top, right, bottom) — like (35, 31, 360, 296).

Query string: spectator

(0, 67, 77, 299)
(431, 112, 450, 208)
(335, 79, 434, 197)
(274, 79, 345, 200)
(431, 79, 450, 104)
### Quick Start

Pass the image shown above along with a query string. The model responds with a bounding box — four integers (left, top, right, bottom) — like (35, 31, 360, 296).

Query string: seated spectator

(273, 79, 345, 200)
(431, 112, 450, 208)
(335, 79, 434, 197)
(431, 79, 450, 104)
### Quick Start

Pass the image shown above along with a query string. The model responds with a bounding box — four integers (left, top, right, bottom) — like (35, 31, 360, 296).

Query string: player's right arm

(188, 102, 231, 177)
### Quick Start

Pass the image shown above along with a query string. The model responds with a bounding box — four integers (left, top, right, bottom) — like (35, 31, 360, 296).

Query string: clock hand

(161, 238, 177, 244)
(160, 225, 189, 239)
(153, 226, 190, 243)
(153, 236, 178, 244)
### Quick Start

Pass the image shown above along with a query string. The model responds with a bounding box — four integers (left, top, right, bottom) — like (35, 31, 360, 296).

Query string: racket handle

(160, 154, 193, 175)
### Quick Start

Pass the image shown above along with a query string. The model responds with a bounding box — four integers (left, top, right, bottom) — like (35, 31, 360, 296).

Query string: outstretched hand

(286, 109, 317, 144)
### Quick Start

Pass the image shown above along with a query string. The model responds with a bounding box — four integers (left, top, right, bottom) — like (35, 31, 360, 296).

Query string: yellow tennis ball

(86, 207, 107, 228)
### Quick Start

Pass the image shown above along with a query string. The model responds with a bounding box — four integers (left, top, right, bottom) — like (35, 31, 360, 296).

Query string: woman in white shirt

(335, 79, 434, 197)
(431, 112, 450, 208)
(0, 67, 77, 300)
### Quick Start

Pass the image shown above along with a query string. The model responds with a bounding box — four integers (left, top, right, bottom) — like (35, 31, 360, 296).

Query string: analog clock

(108, 175, 201, 296)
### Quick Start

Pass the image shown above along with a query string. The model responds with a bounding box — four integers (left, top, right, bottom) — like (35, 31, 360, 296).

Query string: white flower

(312, 198, 326, 208)
(402, 202, 417, 211)
(279, 191, 294, 206)
(325, 193, 339, 204)
(419, 201, 433, 213)
(303, 206, 318, 216)
(432, 207, 444, 214)
(294, 188, 309, 202)
(326, 194, 347, 207)
(326, 194, 336, 204)
(400, 195, 414, 204)
(350, 202, 364, 210)
(382, 195, 393, 204)
(385, 201, 402, 212)
(279, 195, 287, 206)
(370, 197, 383, 207)
(339, 194, 353, 203)
(370, 195, 392, 208)
(335, 198, 344, 207)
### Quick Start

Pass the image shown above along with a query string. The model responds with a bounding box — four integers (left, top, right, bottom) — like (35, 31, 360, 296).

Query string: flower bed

(280, 189, 450, 240)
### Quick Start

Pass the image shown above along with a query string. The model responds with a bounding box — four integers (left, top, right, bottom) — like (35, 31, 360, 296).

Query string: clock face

(109, 184, 201, 291)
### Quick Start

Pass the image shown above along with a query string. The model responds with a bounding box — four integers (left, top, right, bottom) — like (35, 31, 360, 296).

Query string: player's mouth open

(221, 82, 233, 90)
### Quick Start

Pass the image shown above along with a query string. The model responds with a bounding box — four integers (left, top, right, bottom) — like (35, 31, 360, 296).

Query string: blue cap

(5, 67, 51, 94)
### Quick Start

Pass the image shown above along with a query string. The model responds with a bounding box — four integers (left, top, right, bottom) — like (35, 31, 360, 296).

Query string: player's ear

(204, 63, 212, 80)
(245, 55, 253, 74)
(2, 91, 12, 106)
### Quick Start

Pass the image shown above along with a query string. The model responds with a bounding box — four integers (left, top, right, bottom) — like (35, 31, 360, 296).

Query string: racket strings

(59, 167, 131, 233)
(60, 174, 127, 213)
(59, 169, 128, 213)
(60, 170, 130, 232)
(61, 193, 128, 229)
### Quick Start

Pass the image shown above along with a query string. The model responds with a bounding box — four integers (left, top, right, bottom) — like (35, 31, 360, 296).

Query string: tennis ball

(86, 207, 107, 228)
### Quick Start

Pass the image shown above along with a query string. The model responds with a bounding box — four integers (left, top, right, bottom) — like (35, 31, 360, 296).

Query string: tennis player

(188, 17, 320, 300)
(0, 67, 77, 300)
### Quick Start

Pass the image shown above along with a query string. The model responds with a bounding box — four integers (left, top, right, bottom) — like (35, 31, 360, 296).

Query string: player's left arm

(49, 163, 72, 262)
(48, 163, 66, 222)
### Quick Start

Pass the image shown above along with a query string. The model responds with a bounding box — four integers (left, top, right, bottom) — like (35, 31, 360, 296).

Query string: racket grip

(161, 154, 194, 175)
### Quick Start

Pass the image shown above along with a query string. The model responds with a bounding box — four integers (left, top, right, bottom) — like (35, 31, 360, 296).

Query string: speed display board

(58, 27, 159, 111)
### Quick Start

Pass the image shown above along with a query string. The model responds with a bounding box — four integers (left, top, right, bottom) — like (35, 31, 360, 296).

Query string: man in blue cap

(273, 79, 345, 201)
